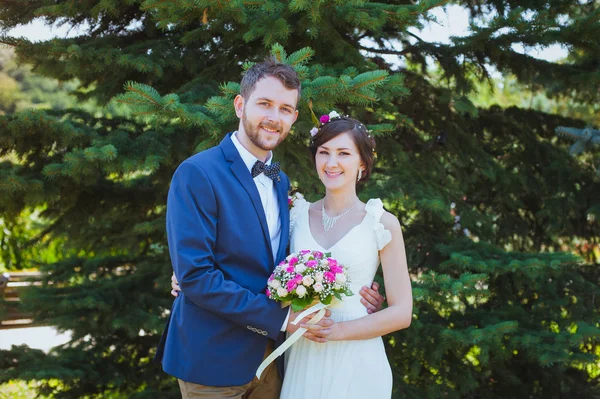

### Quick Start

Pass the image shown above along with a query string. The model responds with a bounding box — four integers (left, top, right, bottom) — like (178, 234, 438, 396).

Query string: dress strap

(365, 198, 392, 250)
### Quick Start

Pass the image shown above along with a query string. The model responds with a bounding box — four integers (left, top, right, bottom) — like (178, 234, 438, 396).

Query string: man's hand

(171, 273, 180, 297)
(360, 281, 385, 314)
(286, 309, 334, 343)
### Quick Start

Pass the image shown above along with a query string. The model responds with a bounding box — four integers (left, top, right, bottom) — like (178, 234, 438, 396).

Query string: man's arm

(170, 274, 386, 313)
(167, 160, 287, 339)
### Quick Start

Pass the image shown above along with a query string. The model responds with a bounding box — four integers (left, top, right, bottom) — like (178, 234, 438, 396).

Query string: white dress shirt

(230, 132, 281, 261)
(230, 132, 290, 330)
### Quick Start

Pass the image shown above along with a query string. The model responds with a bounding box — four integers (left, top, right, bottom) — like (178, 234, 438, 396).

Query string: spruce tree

(0, 1, 599, 398)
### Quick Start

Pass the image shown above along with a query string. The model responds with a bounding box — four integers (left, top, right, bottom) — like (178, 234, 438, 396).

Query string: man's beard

(242, 111, 284, 151)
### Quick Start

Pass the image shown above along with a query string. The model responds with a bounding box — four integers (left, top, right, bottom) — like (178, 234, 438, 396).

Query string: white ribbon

(255, 302, 328, 379)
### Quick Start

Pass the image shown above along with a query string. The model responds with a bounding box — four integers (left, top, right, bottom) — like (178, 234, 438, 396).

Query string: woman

(279, 114, 412, 398)
(173, 114, 412, 398)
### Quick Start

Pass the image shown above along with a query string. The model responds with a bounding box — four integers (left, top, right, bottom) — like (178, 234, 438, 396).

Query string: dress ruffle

(289, 197, 310, 236)
(365, 198, 392, 250)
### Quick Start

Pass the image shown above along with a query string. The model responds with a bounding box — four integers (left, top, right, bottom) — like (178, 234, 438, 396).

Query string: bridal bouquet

(257, 250, 352, 379)
(266, 250, 353, 311)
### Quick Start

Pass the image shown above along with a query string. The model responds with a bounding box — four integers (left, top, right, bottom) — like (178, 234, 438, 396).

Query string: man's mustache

(260, 122, 281, 132)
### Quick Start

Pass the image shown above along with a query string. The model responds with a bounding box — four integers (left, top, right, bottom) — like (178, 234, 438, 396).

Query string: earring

(357, 169, 363, 182)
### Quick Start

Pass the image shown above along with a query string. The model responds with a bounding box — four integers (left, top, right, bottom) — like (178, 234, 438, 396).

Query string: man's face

(234, 76, 299, 159)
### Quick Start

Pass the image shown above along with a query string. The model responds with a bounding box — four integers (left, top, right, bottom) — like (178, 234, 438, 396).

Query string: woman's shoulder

(380, 211, 401, 233)
(289, 193, 311, 211)
(289, 194, 311, 234)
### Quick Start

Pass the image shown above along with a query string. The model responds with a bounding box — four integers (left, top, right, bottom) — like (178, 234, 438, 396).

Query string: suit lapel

(220, 134, 273, 260)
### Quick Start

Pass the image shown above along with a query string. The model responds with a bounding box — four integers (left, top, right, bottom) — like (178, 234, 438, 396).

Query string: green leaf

(291, 296, 313, 311)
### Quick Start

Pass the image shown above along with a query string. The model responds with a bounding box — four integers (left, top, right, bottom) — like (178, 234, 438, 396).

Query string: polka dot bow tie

(251, 160, 281, 180)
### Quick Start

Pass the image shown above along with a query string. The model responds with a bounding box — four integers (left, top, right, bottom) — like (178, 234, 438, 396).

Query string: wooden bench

(0, 271, 44, 330)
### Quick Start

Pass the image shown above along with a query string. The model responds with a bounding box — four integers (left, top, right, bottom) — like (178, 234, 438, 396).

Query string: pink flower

(320, 114, 329, 124)
(300, 249, 311, 255)
(295, 274, 304, 282)
(306, 260, 318, 268)
(269, 274, 275, 281)
(324, 272, 336, 283)
(313, 251, 323, 259)
(286, 265, 295, 273)
(266, 289, 271, 297)
(288, 197, 292, 206)
(286, 280, 298, 291)
(327, 258, 338, 267)
(289, 257, 298, 267)
(330, 265, 343, 274)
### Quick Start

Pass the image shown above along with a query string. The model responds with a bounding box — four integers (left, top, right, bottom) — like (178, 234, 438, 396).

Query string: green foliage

(0, 48, 78, 114)
(0, 0, 598, 398)
(0, 380, 52, 399)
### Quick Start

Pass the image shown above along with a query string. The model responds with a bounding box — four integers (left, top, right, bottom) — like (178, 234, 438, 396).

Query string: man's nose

(266, 107, 280, 121)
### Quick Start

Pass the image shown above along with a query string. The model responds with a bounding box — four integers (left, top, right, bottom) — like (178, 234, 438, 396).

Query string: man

(156, 58, 384, 399)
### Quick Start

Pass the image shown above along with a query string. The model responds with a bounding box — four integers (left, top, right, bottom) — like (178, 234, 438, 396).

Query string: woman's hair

(309, 116, 377, 183)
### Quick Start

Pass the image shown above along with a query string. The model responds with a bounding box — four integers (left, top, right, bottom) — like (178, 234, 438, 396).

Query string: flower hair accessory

(306, 101, 377, 157)
(309, 107, 342, 137)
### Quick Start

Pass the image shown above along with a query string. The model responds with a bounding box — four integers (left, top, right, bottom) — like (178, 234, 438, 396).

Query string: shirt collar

(230, 131, 273, 174)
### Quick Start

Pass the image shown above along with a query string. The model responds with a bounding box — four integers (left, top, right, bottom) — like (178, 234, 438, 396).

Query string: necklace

(321, 200, 359, 234)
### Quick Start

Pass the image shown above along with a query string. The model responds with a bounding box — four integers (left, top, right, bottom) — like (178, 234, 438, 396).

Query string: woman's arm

(308, 211, 412, 341)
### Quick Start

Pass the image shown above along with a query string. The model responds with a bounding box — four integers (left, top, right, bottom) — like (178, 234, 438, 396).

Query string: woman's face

(315, 132, 364, 192)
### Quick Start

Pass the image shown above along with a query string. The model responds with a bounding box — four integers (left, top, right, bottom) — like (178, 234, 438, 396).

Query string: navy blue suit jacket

(155, 133, 290, 386)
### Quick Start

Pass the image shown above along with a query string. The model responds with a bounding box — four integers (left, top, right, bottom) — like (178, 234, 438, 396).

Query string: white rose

(295, 285, 307, 298)
(295, 263, 307, 273)
(302, 275, 314, 287)
(319, 260, 329, 267)
(313, 282, 324, 292)
(329, 110, 340, 119)
(334, 283, 341, 290)
(277, 287, 289, 297)
(335, 273, 346, 284)
(314, 272, 324, 282)
(269, 279, 281, 289)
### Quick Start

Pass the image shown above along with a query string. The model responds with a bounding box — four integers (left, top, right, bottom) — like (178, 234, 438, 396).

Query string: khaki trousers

(177, 340, 281, 399)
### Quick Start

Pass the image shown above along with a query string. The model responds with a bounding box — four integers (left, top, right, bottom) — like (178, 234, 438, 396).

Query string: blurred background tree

(0, 1, 598, 398)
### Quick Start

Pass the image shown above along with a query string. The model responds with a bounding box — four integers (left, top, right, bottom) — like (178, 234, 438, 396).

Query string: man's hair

(240, 56, 301, 104)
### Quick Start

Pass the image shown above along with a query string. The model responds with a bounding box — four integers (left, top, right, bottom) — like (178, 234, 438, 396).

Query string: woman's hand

(290, 308, 333, 343)
(170, 273, 181, 297)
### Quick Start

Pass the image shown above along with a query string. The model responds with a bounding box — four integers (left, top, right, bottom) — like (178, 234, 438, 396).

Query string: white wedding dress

(280, 198, 393, 399)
